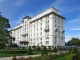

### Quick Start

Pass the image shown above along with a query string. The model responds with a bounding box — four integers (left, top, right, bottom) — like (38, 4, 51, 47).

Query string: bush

(48, 46, 51, 51)
(0, 50, 27, 54)
(0, 41, 5, 49)
(59, 53, 65, 57)
(69, 47, 72, 53)
(53, 47, 57, 53)
(72, 47, 79, 55)
(27, 46, 33, 55)
(42, 46, 48, 55)
(32, 46, 36, 49)
(37, 47, 40, 51)
(8, 43, 18, 47)
(72, 55, 79, 60)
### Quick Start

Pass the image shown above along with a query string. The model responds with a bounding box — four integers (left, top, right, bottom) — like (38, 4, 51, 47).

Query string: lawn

(54, 54, 76, 60)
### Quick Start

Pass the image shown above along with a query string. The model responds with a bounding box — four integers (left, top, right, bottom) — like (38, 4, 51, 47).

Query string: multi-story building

(10, 7, 65, 47)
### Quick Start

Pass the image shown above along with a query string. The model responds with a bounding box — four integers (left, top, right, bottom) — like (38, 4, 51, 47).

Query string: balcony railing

(22, 33, 28, 36)
(55, 28, 58, 31)
(44, 28, 49, 31)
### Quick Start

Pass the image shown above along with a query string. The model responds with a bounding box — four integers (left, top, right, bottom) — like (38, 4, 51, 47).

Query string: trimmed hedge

(0, 50, 27, 54)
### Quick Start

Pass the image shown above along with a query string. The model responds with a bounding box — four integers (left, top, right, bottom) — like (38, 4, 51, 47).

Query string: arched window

(46, 37, 49, 40)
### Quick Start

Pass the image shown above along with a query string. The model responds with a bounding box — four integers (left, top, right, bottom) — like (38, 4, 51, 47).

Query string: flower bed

(12, 52, 69, 60)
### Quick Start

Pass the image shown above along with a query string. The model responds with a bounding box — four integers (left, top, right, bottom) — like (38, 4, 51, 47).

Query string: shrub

(72, 55, 79, 60)
(32, 46, 36, 49)
(27, 46, 33, 55)
(8, 43, 18, 47)
(0, 41, 5, 49)
(48, 46, 51, 51)
(59, 53, 65, 57)
(72, 47, 79, 55)
(42, 54, 51, 60)
(0, 50, 27, 54)
(42, 46, 48, 55)
(53, 47, 57, 53)
(69, 47, 72, 53)
(37, 47, 40, 51)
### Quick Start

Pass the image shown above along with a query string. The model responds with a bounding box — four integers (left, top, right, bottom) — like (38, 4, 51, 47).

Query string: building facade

(10, 7, 65, 47)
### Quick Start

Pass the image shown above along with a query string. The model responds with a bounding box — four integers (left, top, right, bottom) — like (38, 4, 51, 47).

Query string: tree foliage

(67, 38, 80, 46)
(0, 13, 10, 42)
(72, 47, 79, 55)
(42, 46, 48, 55)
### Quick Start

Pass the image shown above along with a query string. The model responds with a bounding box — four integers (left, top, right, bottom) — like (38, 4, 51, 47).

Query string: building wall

(10, 7, 65, 46)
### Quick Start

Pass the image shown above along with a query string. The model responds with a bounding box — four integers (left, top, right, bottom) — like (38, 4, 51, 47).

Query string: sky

(0, 0, 80, 42)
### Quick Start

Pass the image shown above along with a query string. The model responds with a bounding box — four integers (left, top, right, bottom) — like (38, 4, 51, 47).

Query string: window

(46, 37, 49, 39)
(48, 20, 49, 23)
(41, 32, 42, 35)
(55, 41, 56, 45)
(46, 41, 49, 45)
(46, 21, 47, 24)
(41, 23, 42, 26)
(37, 33, 38, 36)
(41, 42, 42, 45)
(41, 38, 42, 40)
(25, 21, 26, 23)
(41, 27, 42, 30)
(31, 42, 32, 45)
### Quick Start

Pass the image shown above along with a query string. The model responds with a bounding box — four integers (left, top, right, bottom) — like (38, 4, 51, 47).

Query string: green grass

(54, 54, 76, 60)
(54, 57, 65, 60)
(65, 54, 76, 60)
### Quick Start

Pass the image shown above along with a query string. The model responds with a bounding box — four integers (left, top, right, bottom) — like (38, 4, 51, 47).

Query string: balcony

(44, 28, 49, 31)
(62, 30, 65, 33)
(55, 28, 58, 31)
(22, 33, 28, 36)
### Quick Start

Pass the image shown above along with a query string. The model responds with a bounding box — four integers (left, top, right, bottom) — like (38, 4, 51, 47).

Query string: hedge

(0, 50, 27, 54)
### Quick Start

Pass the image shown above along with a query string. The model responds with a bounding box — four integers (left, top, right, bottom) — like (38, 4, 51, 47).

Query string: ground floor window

(46, 41, 49, 45)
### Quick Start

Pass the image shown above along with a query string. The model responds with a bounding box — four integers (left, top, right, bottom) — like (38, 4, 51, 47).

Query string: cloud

(68, 19, 80, 23)
(71, 28, 80, 30)
(52, 0, 64, 9)
(13, 0, 25, 7)
(65, 35, 80, 42)
(67, 8, 80, 12)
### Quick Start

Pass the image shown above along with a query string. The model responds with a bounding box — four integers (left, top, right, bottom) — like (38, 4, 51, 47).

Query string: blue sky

(0, 0, 80, 42)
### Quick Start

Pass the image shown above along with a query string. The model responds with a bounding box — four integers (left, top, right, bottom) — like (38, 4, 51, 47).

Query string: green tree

(27, 46, 33, 55)
(0, 13, 10, 49)
(72, 47, 79, 55)
(0, 13, 10, 42)
(53, 47, 57, 53)
(67, 38, 80, 46)
(42, 46, 48, 55)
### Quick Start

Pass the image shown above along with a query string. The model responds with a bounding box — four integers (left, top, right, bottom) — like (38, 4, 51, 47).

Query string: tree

(0, 13, 10, 42)
(0, 13, 10, 49)
(72, 47, 79, 55)
(42, 46, 48, 55)
(67, 38, 80, 46)
(53, 47, 57, 53)
(27, 46, 33, 55)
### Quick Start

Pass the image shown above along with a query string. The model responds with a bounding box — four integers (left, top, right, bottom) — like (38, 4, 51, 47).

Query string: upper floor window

(46, 37, 49, 40)
(41, 23, 42, 26)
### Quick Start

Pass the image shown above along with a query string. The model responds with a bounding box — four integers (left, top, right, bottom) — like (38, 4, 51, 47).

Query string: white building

(10, 7, 66, 47)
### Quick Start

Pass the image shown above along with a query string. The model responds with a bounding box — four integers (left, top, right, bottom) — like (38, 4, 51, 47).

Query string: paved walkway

(0, 54, 41, 60)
